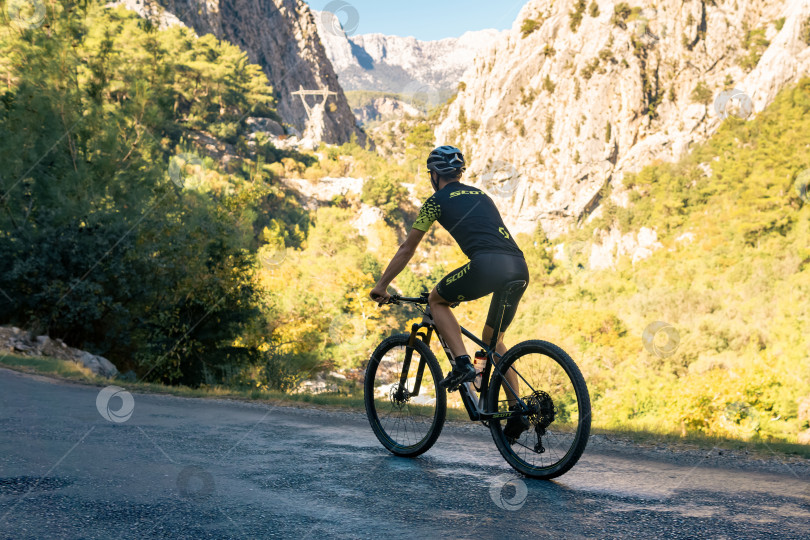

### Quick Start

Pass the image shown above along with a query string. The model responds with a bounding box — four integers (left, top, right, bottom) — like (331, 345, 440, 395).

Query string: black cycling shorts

(435, 252, 530, 332)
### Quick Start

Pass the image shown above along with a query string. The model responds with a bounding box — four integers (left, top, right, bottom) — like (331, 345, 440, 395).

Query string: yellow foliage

(367, 221, 399, 255)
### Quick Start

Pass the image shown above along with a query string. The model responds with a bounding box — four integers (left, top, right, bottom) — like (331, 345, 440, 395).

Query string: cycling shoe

(439, 362, 476, 392)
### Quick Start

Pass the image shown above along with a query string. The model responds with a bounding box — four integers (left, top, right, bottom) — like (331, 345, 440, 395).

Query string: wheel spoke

(488, 341, 591, 478)
(365, 337, 444, 455)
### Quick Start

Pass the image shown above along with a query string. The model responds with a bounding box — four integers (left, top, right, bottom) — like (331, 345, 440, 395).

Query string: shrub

(611, 2, 632, 28)
(544, 115, 554, 143)
(515, 118, 527, 137)
(457, 108, 467, 130)
(739, 25, 770, 71)
(800, 17, 810, 45)
(581, 58, 600, 80)
(543, 74, 556, 93)
(690, 81, 713, 105)
(569, 0, 587, 32)
(521, 87, 537, 106)
(521, 18, 540, 38)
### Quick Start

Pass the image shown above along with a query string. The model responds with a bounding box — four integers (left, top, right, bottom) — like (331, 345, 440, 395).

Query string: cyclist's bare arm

(370, 228, 426, 304)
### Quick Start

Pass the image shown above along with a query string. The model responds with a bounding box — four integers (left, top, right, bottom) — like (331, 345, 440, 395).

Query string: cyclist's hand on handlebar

(369, 285, 391, 306)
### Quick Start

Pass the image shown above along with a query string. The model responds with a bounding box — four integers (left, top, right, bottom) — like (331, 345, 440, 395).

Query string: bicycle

(364, 280, 591, 479)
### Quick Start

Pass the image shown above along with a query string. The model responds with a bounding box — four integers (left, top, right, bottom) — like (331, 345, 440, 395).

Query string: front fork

(400, 322, 433, 397)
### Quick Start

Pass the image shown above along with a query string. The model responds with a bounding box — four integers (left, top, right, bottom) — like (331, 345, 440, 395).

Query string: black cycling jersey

(411, 182, 523, 259)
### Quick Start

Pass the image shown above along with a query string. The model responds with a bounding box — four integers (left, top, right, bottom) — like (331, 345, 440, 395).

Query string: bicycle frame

(393, 282, 528, 423)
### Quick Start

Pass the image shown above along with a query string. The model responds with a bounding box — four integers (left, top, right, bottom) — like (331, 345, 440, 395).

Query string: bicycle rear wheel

(364, 334, 446, 457)
(487, 340, 591, 479)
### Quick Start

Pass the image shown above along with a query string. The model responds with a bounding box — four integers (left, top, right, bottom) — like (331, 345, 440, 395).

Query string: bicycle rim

(365, 335, 446, 456)
(488, 340, 591, 479)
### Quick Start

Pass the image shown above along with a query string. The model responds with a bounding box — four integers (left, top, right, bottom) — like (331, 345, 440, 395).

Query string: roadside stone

(0, 326, 119, 378)
(246, 116, 285, 136)
(94, 356, 118, 378)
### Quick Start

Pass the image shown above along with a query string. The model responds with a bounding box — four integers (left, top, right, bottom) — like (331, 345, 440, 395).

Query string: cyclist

(369, 145, 530, 440)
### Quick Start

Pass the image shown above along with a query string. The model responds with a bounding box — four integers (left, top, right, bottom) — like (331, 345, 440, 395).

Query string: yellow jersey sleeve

(412, 197, 441, 232)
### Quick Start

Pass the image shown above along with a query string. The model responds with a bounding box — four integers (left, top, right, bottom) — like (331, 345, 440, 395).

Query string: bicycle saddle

(502, 280, 528, 295)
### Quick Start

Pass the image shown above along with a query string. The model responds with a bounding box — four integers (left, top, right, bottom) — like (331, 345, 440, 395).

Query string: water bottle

(473, 350, 486, 391)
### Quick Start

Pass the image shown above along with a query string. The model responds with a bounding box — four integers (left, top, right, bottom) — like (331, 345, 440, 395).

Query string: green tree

(0, 1, 295, 386)
(361, 173, 408, 223)
(690, 81, 713, 105)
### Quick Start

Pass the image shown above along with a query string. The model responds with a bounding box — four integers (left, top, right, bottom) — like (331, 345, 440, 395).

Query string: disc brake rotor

(389, 384, 411, 407)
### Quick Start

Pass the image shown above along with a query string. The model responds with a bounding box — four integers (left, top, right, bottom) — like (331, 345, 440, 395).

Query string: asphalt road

(1, 367, 808, 539)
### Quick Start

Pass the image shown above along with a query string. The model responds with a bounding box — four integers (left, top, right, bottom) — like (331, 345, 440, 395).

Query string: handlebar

(371, 292, 457, 308)
(369, 291, 429, 305)
(386, 293, 428, 305)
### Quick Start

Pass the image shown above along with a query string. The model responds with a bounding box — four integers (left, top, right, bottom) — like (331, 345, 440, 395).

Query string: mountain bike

(364, 280, 591, 479)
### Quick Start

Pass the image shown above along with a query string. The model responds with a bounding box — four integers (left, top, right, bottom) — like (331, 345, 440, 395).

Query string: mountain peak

(314, 10, 506, 94)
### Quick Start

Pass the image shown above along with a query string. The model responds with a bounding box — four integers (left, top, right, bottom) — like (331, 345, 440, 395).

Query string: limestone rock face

(107, 0, 186, 29)
(351, 96, 423, 124)
(435, 0, 810, 238)
(155, 0, 369, 146)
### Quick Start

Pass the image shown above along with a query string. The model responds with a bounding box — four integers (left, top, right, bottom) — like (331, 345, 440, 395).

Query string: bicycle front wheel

(364, 334, 447, 457)
(487, 340, 591, 479)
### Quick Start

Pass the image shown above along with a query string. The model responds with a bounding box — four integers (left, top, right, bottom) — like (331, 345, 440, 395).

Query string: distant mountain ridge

(314, 10, 505, 95)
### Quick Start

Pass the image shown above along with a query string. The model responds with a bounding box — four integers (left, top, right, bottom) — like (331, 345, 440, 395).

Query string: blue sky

(304, 0, 526, 40)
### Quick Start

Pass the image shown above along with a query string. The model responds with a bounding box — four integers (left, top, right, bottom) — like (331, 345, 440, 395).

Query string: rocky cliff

(350, 95, 423, 125)
(152, 0, 368, 146)
(314, 10, 505, 95)
(435, 0, 810, 238)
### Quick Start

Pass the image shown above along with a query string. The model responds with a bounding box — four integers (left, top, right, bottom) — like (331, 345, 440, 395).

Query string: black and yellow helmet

(427, 145, 466, 176)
